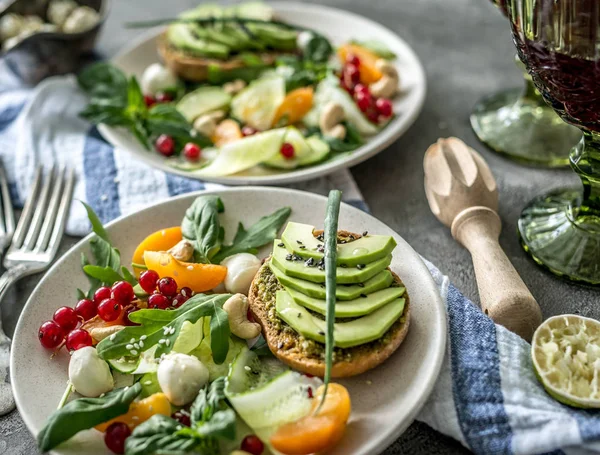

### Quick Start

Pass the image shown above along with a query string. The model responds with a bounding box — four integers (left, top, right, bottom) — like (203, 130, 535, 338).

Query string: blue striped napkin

(2, 59, 600, 455)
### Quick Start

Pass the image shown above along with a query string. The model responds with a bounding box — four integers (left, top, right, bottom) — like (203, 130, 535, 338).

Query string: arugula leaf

(301, 32, 333, 63)
(38, 384, 141, 452)
(211, 207, 291, 263)
(83, 265, 125, 286)
(121, 267, 138, 286)
(146, 104, 212, 148)
(80, 253, 100, 299)
(181, 196, 225, 263)
(321, 121, 364, 153)
(96, 293, 231, 362)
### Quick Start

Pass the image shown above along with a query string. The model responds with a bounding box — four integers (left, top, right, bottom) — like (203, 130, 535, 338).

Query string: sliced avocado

(272, 240, 391, 284)
(176, 86, 232, 122)
(269, 261, 394, 300)
(286, 286, 405, 317)
(246, 23, 298, 51)
(167, 23, 230, 59)
(282, 222, 397, 267)
(231, 2, 275, 20)
(276, 291, 406, 348)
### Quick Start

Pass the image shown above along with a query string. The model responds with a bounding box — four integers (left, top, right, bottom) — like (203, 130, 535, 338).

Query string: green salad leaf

(96, 293, 231, 364)
(37, 383, 142, 452)
(182, 195, 225, 263)
(125, 377, 235, 455)
(211, 207, 292, 263)
(301, 32, 334, 63)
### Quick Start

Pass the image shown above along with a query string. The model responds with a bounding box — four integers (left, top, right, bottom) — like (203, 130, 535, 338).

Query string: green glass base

(518, 188, 600, 285)
(470, 88, 581, 167)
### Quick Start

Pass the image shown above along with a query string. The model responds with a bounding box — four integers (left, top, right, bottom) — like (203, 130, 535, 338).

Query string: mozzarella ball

(157, 353, 209, 406)
(47, 0, 77, 27)
(220, 253, 262, 295)
(0, 14, 24, 41)
(62, 6, 100, 34)
(68, 347, 114, 397)
(141, 63, 179, 96)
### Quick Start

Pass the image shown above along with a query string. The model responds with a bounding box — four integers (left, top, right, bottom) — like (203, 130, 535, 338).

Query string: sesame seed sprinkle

(140, 335, 147, 340)
(130, 350, 138, 356)
(126, 344, 134, 350)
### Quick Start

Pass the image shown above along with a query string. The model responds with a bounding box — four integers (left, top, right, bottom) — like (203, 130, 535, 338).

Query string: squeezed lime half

(532, 315, 600, 408)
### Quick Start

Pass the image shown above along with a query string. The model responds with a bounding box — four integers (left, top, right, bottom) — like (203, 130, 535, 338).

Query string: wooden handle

(451, 207, 542, 341)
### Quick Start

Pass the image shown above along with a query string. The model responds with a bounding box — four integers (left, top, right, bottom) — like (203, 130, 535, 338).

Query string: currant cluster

(138, 270, 192, 310)
(340, 53, 394, 124)
(155, 135, 202, 162)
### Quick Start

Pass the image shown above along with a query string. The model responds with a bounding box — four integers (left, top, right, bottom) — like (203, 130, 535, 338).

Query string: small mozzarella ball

(0, 14, 24, 41)
(68, 346, 114, 397)
(220, 253, 262, 295)
(157, 353, 209, 406)
(47, 0, 77, 27)
(296, 30, 314, 51)
(141, 63, 179, 96)
(62, 6, 100, 34)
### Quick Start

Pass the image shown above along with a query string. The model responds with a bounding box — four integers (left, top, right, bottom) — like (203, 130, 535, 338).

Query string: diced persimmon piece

(270, 383, 351, 455)
(131, 227, 182, 275)
(212, 119, 243, 147)
(143, 251, 227, 293)
(95, 393, 171, 432)
(338, 44, 383, 85)
(273, 87, 314, 126)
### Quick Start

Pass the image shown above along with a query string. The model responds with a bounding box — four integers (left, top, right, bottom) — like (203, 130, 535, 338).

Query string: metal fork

(0, 165, 75, 415)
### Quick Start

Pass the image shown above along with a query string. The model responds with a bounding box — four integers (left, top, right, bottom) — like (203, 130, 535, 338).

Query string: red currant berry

(172, 293, 188, 308)
(38, 321, 64, 349)
(343, 63, 360, 88)
(180, 287, 192, 299)
(307, 386, 314, 398)
(158, 277, 178, 297)
(144, 95, 156, 107)
(353, 83, 370, 96)
(155, 134, 175, 157)
(124, 306, 140, 326)
(346, 53, 361, 67)
(98, 298, 122, 322)
(148, 293, 170, 309)
(366, 108, 380, 123)
(280, 142, 295, 160)
(94, 286, 111, 305)
(74, 299, 97, 321)
(375, 97, 393, 117)
(171, 411, 191, 427)
(156, 92, 174, 103)
(65, 329, 92, 352)
(354, 91, 373, 112)
(111, 281, 134, 304)
(241, 434, 264, 455)
(241, 125, 257, 136)
(139, 270, 159, 293)
(183, 143, 201, 161)
(339, 76, 352, 93)
(53, 306, 78, 331)
(104, 422, 131, 454)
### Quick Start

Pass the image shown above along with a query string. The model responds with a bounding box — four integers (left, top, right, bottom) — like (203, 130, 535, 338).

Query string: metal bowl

(0, 0, 110, 84)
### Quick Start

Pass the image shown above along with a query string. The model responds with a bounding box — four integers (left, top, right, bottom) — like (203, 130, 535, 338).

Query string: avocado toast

(249, 222, 410, 377)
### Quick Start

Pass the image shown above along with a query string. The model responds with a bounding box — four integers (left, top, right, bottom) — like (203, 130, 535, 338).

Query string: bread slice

(157, 33, 279, 82)
(248, 231, 410, 378)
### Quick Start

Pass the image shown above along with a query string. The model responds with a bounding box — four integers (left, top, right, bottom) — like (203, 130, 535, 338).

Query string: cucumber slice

(139, 372, 161, 398)
(226, 348, 322, 443)
(262, 128, 313, 169)
(231, 76, 286, 130)
(303, 135, 331, 165)
(172, 319, 204, 354)
(306, 77, 379, 136)
(108, 357, 139, 374)
(191, 336, 246, 381)
(196, 128, 288, 177)
(176, 86, 231, 122)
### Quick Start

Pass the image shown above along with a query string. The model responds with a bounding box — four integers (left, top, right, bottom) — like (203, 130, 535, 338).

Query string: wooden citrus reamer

(423, 137, 542, 341)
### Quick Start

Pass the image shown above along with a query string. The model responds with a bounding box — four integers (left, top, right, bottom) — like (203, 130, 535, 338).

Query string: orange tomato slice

(143, 251, 227, 293)
(95, 393, 171, 432)
(272, 87, 314, 126)
(212, 119, 243, 147)
(131, 227, 182, 275)
(270, 383, 351, 455)
(338, 44, 383, 85)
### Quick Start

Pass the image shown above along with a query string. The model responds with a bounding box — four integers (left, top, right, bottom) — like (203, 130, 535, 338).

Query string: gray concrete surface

(1, 0, 598, 454)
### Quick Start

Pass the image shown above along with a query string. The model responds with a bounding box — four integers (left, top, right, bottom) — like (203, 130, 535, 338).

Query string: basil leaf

(181, 196, 225, 263)
(97, 294, 231, 361)
(190, 377, 226, 423)
(124, 414, 199, 455)
(78, 62, 128, 105)
(196, 409, 236, 440)
(322, 121, 364, 153)
(127, 76, 146, 112)
(38, 383, 141, 452)
(83, 265, 124, 286)
(211, 207, 291, 263)
(301, 32, 333, 63)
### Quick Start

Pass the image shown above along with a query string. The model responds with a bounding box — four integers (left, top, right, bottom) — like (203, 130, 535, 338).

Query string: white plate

(98, 2, 426, 185)
(11, 188, 445, 455)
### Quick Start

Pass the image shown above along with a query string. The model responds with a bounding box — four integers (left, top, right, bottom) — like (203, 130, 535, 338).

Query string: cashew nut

(369, 59, 400, 99)
(90, 325, 125, 342)
(168, 239, 194, 262)
(223, 79, 247, 95)
(319, 102, 346, 140)
(223, 294, 261, 339)
(193, 110, 225, 137)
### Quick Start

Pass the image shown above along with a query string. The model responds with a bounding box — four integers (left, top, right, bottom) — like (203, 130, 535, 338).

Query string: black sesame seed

(357, 264, 366, 270)
(340, 263, 348, 268)
(299, 245, 306, 249)
(349, 235, 355, 240)
(296, 240, 303, 245)
(278, 242, 284, 247)
(339, 240, 347, 244)
(297, 313, 302, 318)
(318, 266, 325, 271)
(320, 284, 326, 288)
(362, 231, 368, 236)
(358, 283, 365, 287)
(360, 294, 367, 298)
(305, 258, 315, 267)
(318, 331, 325, 336)
(278, 342, 284, 349)
(294, 255, 303, 261)
(286, 254, 293, 261)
